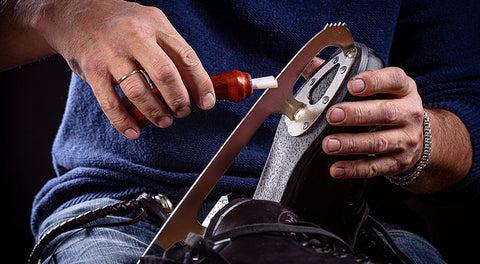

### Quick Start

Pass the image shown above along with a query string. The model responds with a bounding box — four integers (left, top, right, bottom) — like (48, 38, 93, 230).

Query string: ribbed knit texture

(31, 0, 480, 238)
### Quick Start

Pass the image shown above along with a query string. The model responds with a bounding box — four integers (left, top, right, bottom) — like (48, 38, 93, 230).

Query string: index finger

(130, 40, 192, 118)
(154, 14, 215, 110)
(348, 67, 415, 97)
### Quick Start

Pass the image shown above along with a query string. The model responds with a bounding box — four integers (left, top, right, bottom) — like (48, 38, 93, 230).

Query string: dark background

(1, 57, 478, 263)
(0, 56, 70, 263)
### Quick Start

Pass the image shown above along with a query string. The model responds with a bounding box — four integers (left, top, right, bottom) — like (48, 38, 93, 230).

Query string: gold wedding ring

(117, 69, 142, 84)
(117, 69, 154, 88)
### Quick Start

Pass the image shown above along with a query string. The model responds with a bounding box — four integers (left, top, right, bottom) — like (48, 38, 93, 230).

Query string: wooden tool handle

(122, 70, 253, 127)
(210, 70, 252, 102)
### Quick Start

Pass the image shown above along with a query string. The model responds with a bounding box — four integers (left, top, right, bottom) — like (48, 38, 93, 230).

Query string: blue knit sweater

(31, 0, 480, 237)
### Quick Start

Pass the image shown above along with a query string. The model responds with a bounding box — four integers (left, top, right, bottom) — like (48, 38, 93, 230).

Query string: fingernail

(349, 79, 365, 93)
(124, 128, 139, 139)
(327, 138, 341, 152)
(333, 167, 346, 178)
(201, 92, 215, 110)
(175, 105, 191, 118)
(328, 108, 345, 123)
(157, 115, 173, 128)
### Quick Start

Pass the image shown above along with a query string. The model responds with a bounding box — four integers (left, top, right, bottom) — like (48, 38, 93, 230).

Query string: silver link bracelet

(386, 111, 432, 186)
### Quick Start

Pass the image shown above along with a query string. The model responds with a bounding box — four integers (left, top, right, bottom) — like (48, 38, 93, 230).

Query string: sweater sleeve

(389, 0, 480, 202)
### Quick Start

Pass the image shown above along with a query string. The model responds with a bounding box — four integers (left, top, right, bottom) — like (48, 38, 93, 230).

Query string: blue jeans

(38, 198, 445, 264)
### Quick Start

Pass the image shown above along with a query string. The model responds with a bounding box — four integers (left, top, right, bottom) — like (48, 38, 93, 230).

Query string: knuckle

(127, 88, 149, 102)
(168, 95, 189, 110)
(196, 76, 214, 93)
(406, 76, 417, 92)
(382, 101, 399, 123)
(151, 64, 177, 85)
(109, 114, 130, 129)
(394, 156, 411, 171)
(107, 45, 127, 59)
(147, 6, 166, 19)
(347, 137, 357, 153)
(372, 135, 389, 153)
(123, 80, 149, 101)
(367, 164, 379, 178)
(143, 105, 165, 120)
(390, 68, 410, 93)
(368, 71, 381, 91)
(405, 132, 421, 149)
(178, 46, 201, 71)
(410, 107, 424, 122)
(82, 59, 107, 78)
(99, 96, 121, 113)
(390, 67, 407, 84)
(121, 19, 146, 40)
(349, 165, 360, 178)
(354, 105, 365, 124)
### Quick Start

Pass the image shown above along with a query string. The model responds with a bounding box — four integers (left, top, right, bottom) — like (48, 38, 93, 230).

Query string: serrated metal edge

(323, 22, 347, 29)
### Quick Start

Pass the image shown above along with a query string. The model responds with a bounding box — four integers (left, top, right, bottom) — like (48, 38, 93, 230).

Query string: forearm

(0, 0, 55, 71)
(405, 108, 473, 194)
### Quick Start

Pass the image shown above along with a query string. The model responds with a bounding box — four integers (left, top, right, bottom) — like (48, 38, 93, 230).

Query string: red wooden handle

(210, 70, 252, 102)
(122, 70, 252, 127)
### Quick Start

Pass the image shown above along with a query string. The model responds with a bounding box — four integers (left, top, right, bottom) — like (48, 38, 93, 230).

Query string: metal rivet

(347, 47, 357, 58)
(302, 122, 310, 130)
(333, 57, 339, 64)
(154, 194, 174, 213)
(310, 78, 316, 85)
(321, 96, 330, 104)
(340, 66, 347, 74)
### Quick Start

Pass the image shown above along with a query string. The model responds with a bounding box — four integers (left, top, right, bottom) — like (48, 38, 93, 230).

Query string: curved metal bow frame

(140, 23, 356, 258)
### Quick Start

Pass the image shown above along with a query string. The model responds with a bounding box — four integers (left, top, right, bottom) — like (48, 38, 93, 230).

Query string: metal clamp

(285, 46, 357, 136)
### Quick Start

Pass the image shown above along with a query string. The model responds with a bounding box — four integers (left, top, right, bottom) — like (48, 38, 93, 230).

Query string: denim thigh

(384, 229, 445, 264)
(38, 198, 160, 264)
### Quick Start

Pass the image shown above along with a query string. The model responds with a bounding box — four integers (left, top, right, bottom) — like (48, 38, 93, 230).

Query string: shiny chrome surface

(285, 46, 356, 136)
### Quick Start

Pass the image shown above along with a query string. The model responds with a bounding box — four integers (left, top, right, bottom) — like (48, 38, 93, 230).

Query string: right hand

(29, 0, 215, 139)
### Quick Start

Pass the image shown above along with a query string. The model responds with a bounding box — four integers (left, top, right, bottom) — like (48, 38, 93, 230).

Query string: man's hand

(319, 67, 472, 193)
(323, 67, 424, 179)
(16, 0, 215, 139)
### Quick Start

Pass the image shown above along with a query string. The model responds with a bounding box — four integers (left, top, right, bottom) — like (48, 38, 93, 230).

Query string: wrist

(20, 1, 64, 33)
(15, 0, 80, 46)
(402, 108, 472, 194)
(0, 0, 56, 69)
(386, 111, 432, 186)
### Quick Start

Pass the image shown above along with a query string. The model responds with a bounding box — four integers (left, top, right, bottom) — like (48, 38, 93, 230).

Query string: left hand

(322, 67, 425, 179)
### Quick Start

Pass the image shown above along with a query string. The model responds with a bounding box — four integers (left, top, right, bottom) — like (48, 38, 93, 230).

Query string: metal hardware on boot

(254, 42, 383, 203)
(254, 42, 384, 246)
(286, 47, 357, 136)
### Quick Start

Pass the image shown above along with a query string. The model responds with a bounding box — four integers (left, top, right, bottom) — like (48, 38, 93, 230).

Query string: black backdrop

(0, 56, 70, 263)
(1, 56, 478, 263)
